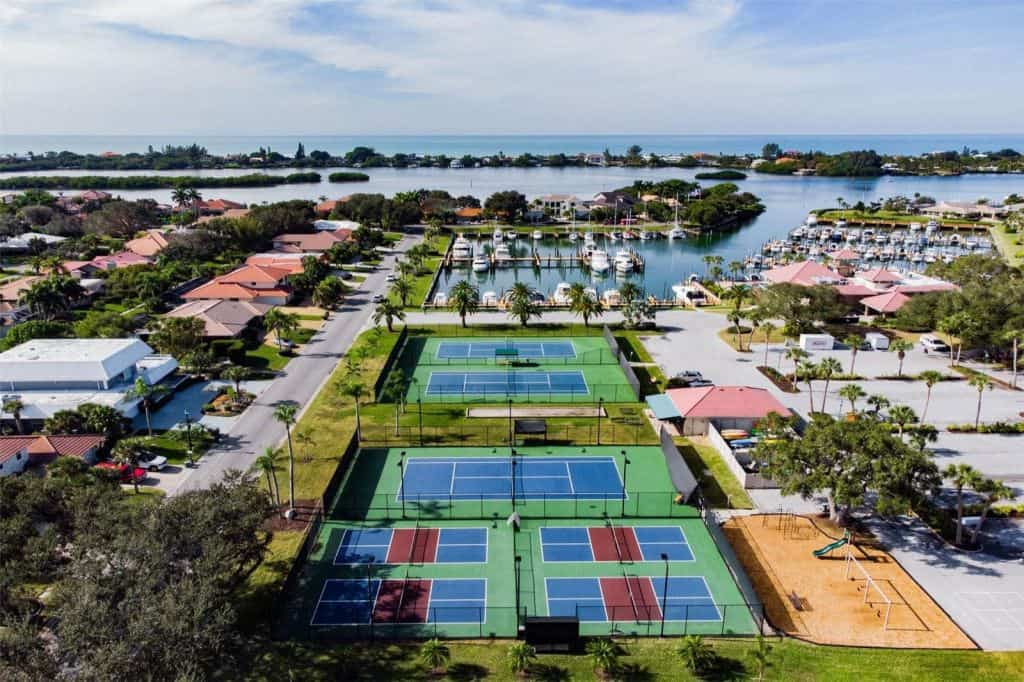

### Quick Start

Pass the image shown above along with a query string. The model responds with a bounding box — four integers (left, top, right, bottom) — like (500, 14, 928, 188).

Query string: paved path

(171, 237, 417, 495)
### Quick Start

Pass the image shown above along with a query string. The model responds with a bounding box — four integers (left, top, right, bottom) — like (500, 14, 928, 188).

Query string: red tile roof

(857, 267, 902, 284)
(455, 207, 483, 218)
(182, 281, 289, 301)
(217, 264, 291, 285)
(245, 254, 308, 274)
(199, 198, 245, 212)
(0, 438, 30, 465)
(831, 248, 860, 261)
(894, 283, 960, 295)
(833, 283, 878, 298)
(861, 290, 911, 313)
(763, 260, 841, 286)
(665, 386, 792, 419)
(272, 230, 350, 253)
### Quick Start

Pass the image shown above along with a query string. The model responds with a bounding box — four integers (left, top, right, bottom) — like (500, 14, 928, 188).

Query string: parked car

(94, 462, 146, 484)
(337, 271, 353, 280)
(385, 273, 397, 282)
(673, 370, 704, 381)
(372, 293, 385, 303)
(137, 454, 168, 472)
(920, 334, 951, 354)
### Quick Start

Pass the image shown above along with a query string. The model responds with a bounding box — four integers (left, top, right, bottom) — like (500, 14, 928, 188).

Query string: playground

(721, 514, 975, 648)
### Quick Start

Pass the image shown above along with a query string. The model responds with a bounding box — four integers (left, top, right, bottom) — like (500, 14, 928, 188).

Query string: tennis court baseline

(437, 340, 576, 360)
(334, 527, 488, 565)
(311, 578, 487, 626)
(398, 456, 625, 501)
(540, 526, 695, 563)
(425, 370, 589, 396)
(545, 576, 721, 622)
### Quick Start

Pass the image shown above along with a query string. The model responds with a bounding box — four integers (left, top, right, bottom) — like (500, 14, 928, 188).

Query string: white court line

(566, 461, 576, 494)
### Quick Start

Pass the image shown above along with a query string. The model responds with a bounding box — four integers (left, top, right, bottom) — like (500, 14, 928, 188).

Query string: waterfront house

(182, 264, 293, 305)
(762, 259, 843, 286)
(271, 229, 351, 254)
(164, 299, 269, 339)
(316, 197, 351, 215)
(454, 207, 483, 223)
(196, 198, 245, 216)
(125, 229, 175, 257)
(920, 201, 1008, 220)
(592, 191, 635, 210)
(0, 338, 178, 422)
(536, 194, 582, 218)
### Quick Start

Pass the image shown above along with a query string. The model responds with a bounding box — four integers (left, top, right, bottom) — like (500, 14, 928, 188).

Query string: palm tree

(372, 299, 405, 332)
(448, 280, 480, 328)
(726, 310, 744, 350)
(943, 463, 983, 546)
(341, 381, 366, 441)
(797, 360, 818, 413)
(568, 282, 603, 327)
(171, 186, 191, 214)
(395, 259, 417, 280)
(968, 374, 993, 429)
(757, 320, 776, 367)
(676, 635, 716, 675)
(263, 308, 300, 352)
(843, 334, 862, 376)
(728, 260, 745, 280)
(111, 438, 145, 494)
(186, 187, 202, 222)
(222, 365, 248, 400)
(919, 370, 944, 422)
(866, 394, 891, 417)
(722, 283, 751, 312)
(618, 281, 642, 307)
(254, 447, 282, 507)
(972, 478, 1013, 544)
(506, 282, 541, 327)
(391, 276, 414, 307)
(2, 398, 25, 434)
(506, 641, 537, 676)
(785, 347, 808, 382)
(584, 638, 621, 678)
(273, 402, 299, 518)
(817, 357, 843, 413)
(890, 339, 913, 377)
(888, 404, 917, 437)
(749, 634, 772, 681)
(838, 383, 867, 414)
(124, 377, 168, 436)
(1001, 327, 1023, 389)
(418, 638, 451, 675)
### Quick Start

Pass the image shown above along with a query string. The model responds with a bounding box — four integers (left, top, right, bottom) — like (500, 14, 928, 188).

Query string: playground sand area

(722, 514, 975, 649)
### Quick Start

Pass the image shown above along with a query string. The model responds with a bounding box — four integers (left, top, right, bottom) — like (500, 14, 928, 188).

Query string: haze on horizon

(1, 0, 1022, 137)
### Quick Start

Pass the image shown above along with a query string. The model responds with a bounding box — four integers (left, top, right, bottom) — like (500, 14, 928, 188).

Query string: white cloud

(0, 1, 1020, 134)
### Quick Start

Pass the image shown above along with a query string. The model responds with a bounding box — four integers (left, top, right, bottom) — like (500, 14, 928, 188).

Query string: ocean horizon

(3, 133, 1024, 158)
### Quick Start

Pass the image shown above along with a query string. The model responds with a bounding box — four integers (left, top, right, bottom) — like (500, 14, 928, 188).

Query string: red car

(94, 462, 147, 484)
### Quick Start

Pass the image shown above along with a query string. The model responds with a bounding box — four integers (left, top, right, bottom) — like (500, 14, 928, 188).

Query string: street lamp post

(621, 450, 630, 517)
(397, 451, 407, 519)
(183, 409, 195, 467)
(660, 553, 669, 637)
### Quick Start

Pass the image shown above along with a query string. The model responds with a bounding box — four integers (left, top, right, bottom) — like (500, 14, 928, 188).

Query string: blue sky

(1, 0, 1022, 134)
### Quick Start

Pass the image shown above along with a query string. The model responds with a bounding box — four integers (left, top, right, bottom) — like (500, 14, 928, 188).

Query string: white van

(920, 334, 950, 353)
(864, 332, 890, 351)
(799, 333, 835, 351)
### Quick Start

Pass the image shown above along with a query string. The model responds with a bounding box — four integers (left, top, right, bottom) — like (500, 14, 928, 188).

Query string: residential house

(0, 439, 29, 477)
(762, 260, 843, 286)
(182, 264, 293, 305)
(0, 434, 106, 468)
(591, 191, 635, 210)
(646, 386, 792, 437)
(271, 229, 351, 254)
(79, 190, 112, 203)
(164, 299, 269, 338)
(313, 219, 359, 232)
(64, 251, 152, 277)
(584, 153, 606, 166)
(0, 233, 68, 253)
(0, 192, 20, 205)
(0, 338, 178, 421)
(919, 201, 1008, 220)
(454, 207, 483, 223)
(196, 198, 245, 216)
(125, 229, 175, 257)
(245, 253, 309, 274)
(316, 197, 350, 216)
(196, 207, 250, 224)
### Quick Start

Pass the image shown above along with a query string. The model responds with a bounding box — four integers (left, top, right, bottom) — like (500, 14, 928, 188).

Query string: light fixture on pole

(397, 450, 407, 519)
(621, 450, 630, 517)
(660, 553, 669, 637)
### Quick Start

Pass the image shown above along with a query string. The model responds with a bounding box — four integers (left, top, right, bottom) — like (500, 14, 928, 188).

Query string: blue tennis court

(437, 340, 576, 359)
(333, 527, 488, 565)
(311, 578, 487, 625)
(398, 456, 625, 501)
(425, 370, 589, 396)
(539, 526, 695, 563)
(544, 576, 721, 622)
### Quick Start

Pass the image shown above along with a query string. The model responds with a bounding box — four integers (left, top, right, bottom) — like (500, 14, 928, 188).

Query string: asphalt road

(173, 237, 417, 494)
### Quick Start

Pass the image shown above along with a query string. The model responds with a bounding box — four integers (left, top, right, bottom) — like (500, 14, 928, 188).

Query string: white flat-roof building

(0, 338, 178, 420)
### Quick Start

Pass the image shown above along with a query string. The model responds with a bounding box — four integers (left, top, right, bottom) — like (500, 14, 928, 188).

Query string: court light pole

(367, 558, 375, 641)
(596, 397, 604, 445)
(621, 450, 630, 517)
(398, 451, 407, 519)
(660, 553, 669, 637)
(507, 398, 514, 450)
(417, 398, 423, 446)
(514, 555, 522, 625)
(510, 450, 517, 509)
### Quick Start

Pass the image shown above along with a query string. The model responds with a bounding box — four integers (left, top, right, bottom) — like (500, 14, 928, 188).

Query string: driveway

(136, 379, 274, 432)
(171, 235, 420, 495)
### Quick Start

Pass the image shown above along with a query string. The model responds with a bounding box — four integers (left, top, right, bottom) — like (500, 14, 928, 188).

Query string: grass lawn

(235, 637, 1024, 681)
(718, 325, 788, 353)
(675, 437, 753, 509)
(136, 432, 213, 465)
(989, 224, 1024, 268)
(236, 529, 305, 627)
(817, 209, 982, 229)
(240, 344, 293, 372)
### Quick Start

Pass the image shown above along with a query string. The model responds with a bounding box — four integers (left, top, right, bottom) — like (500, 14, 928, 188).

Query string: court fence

(298, 602, 765, 642)
(330, 490, 701, 522)
(409, 383, 640, 404)
(413, 347, 619, 366)
(407, 324, 607, 338)
(602, 325, 642, 401)
(358, 420, 654, 448)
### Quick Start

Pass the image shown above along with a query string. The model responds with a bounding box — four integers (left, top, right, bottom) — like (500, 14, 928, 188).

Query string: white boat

(835, 220, 847, 230)
(492, 228, 503, 243)
(669, 225, 686, 239)
(926, 220, 938, 233)
(552, 282, 572, 305)
(481, 290, 498, 306)
(614, 249, 634, 273)
(948, 233, 961, 246)
(532, 230, 543, 240)
(590, 249, 611, 274)
(609, 231, 622, 241)
(942, 253, 955, 264)
(452, 234, 473, 259)
(639, 230, 652, 241)
(432, 292, 448, 306)
(568, 231, 579, 242)
(583, 286, 598, 301)
(910, 251, 923, 263)
(584, 231, 596, 244)
(792, 226, 806, 239)
(602, 289, 621, 306)
(494, 244, 512, 266)
(874, 233, 887, 244)
(506, 230, 518, 241)
(909, 222, 921, 232)
(471, 254, 490, 272)
(964, 237, 979, 249)
(806, 213, 818, 226)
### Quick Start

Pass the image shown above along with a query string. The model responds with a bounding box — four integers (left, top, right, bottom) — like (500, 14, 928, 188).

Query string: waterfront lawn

(989, 224, 1024, 268)
(817, 209, 981, 228)
(237, 637, 1024, 681)
(675, 437, 753, 509)
(391, 234, 447, 309)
